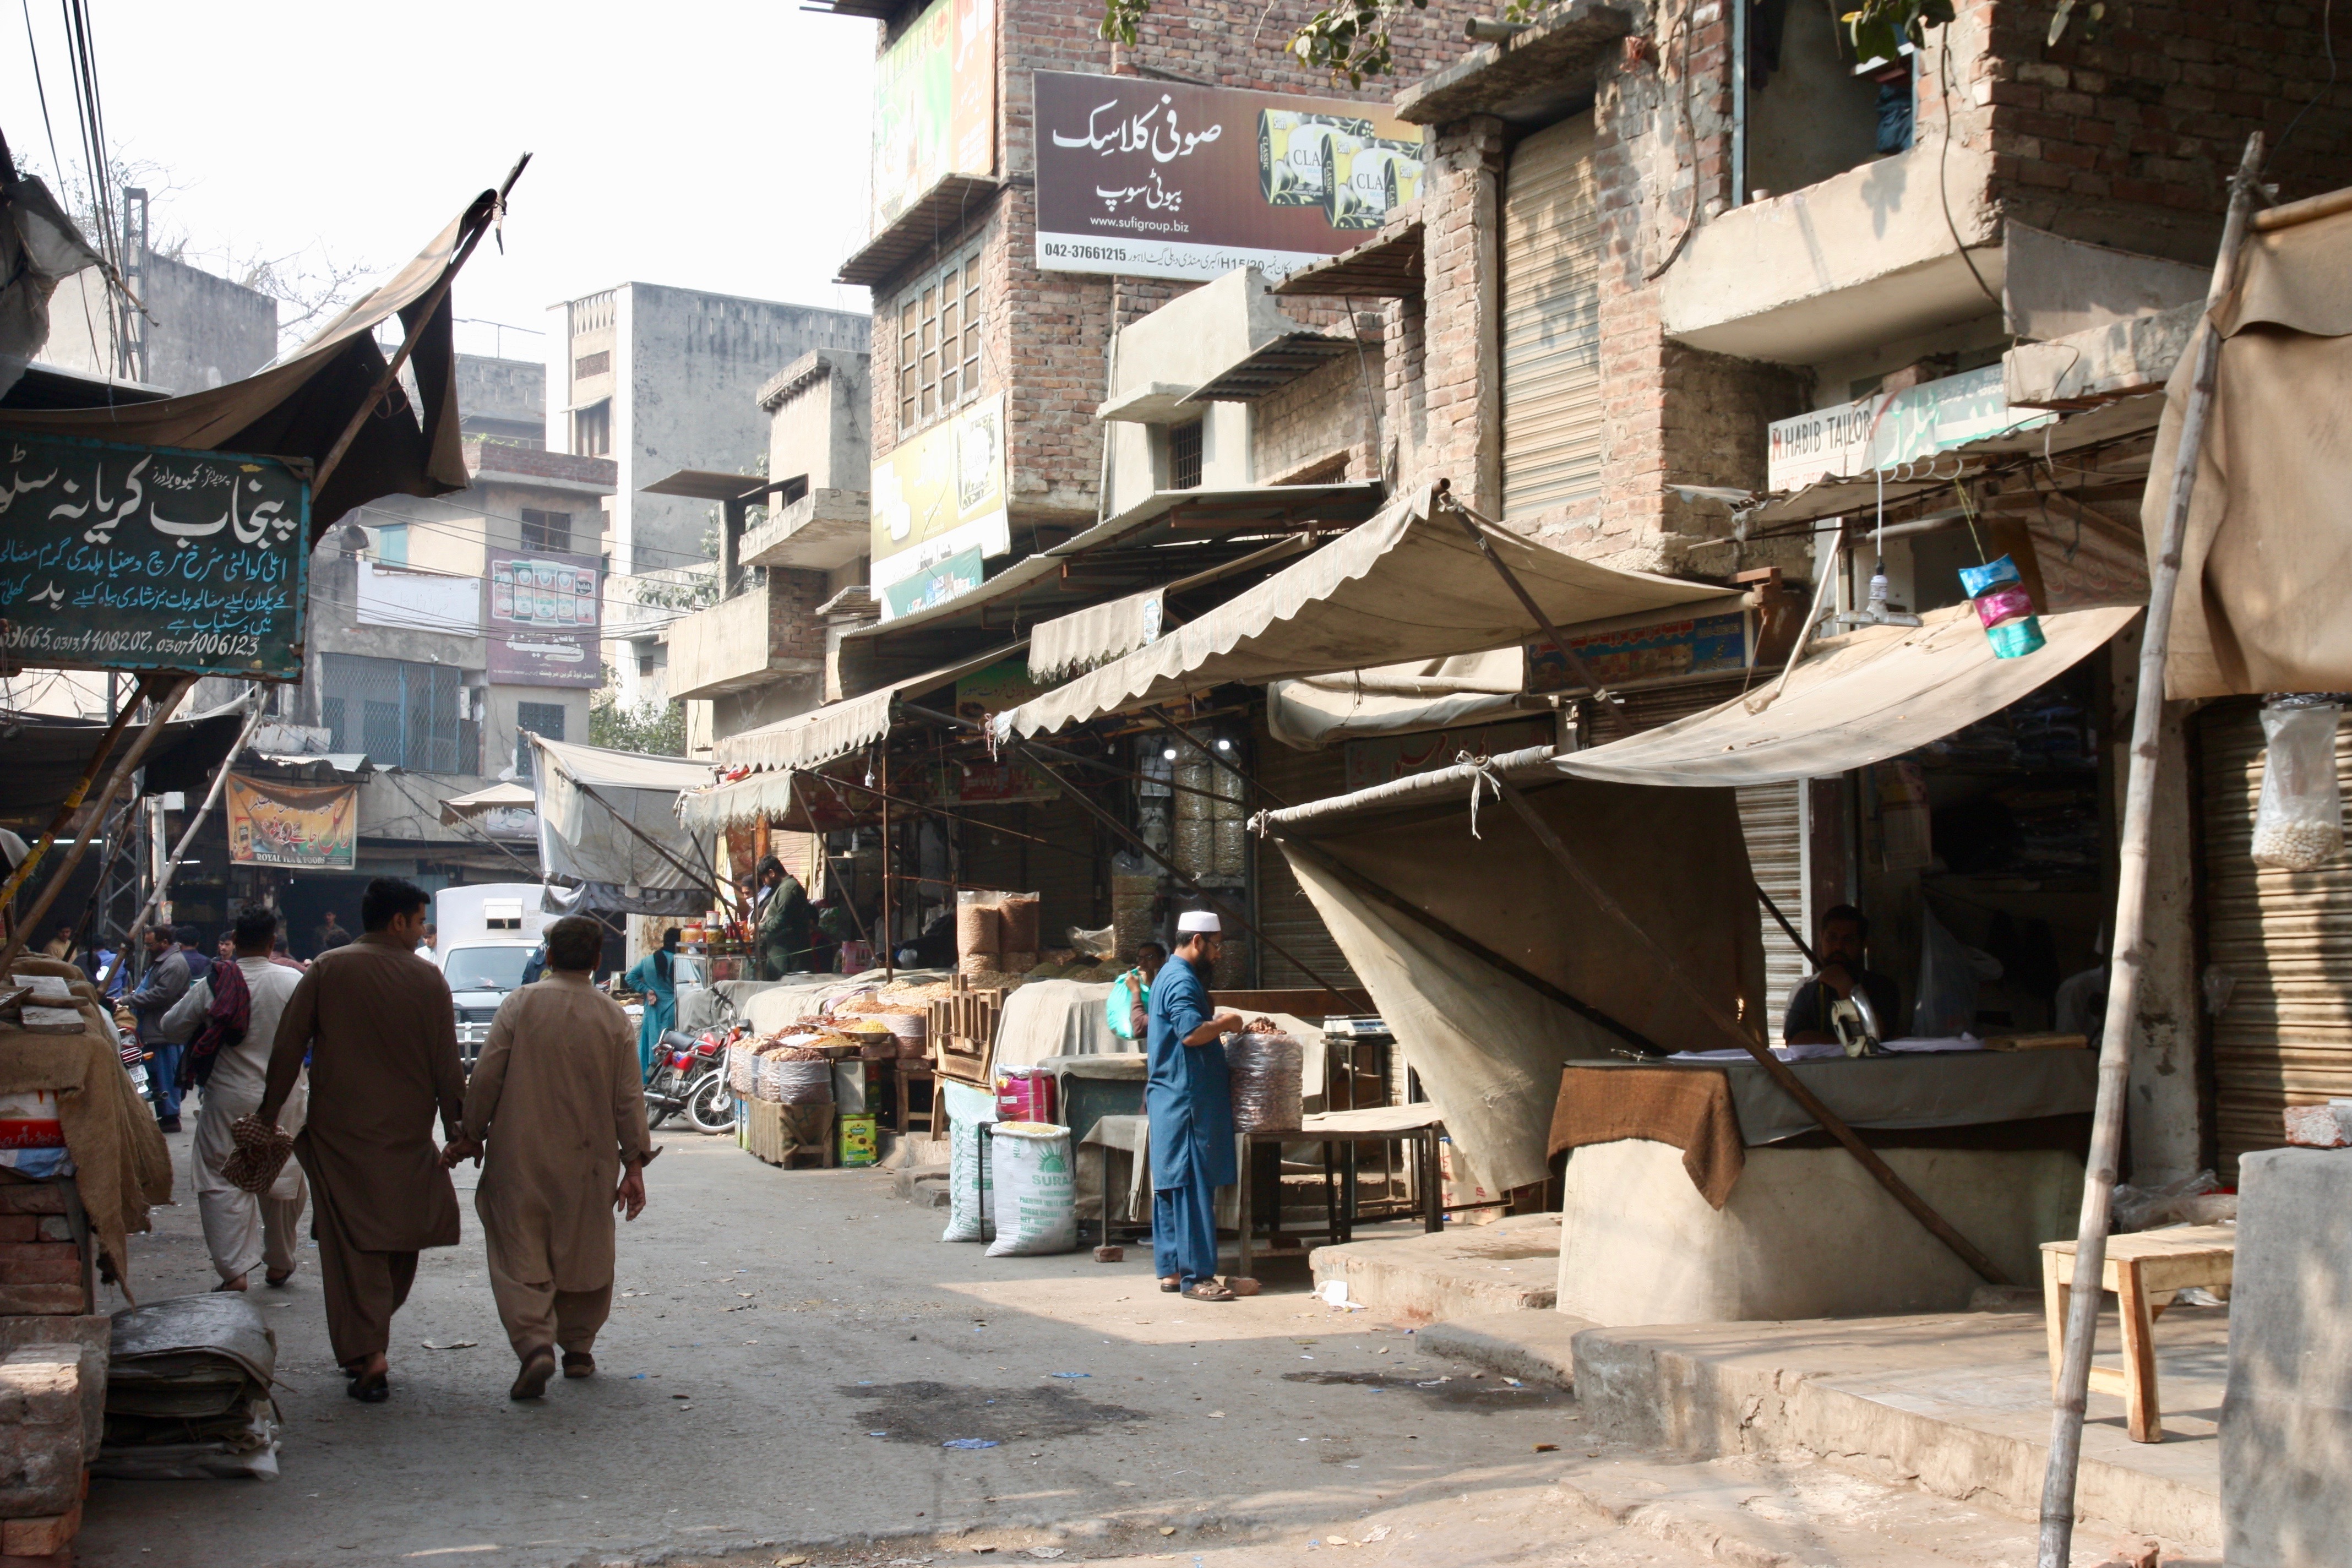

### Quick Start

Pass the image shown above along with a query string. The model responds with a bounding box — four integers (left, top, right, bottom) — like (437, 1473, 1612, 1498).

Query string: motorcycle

(645, 1027, 736, 1135)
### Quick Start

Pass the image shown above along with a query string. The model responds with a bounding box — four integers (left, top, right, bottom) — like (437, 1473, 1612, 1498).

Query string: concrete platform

(1308, 1213, 1560, 1322)
(1421, 1302, 2224, 1550)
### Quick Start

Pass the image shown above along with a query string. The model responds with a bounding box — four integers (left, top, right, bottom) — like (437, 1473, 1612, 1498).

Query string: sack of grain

(1224, 1030, 1303, 1134)
(940, 1080, 998, 1243)
(769, 1058, 835, 1106)
(986, 1120, 1077, 1256)
(955, 890, 1002, 966)
(726, 1043, 758, 1097)
(1213, 818, 1248, 878)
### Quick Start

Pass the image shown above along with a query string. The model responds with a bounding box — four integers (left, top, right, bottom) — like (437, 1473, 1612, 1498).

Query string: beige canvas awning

(438, 780, 536, 826)
(2141, 190, 2352, 698)
(991, 486, 1741, 739)
(1267, 649, 1535, 748)
(1548, 601, 2141, 788)
(1, 180, 509, 542)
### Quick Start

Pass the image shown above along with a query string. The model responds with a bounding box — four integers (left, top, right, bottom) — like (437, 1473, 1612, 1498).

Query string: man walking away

(1146, 912, 1243, 1302)
(128, 927, 193, 1132)
(258, 878, 465, 1403)
(164, 906, 308, 1292)
(444, 915, 650, 1400)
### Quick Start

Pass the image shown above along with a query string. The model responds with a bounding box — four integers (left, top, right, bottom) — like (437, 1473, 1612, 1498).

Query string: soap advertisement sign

(1032, 70, 1425, 281)
(871, 394, 1008, 621)
(487, 548, 601, 688)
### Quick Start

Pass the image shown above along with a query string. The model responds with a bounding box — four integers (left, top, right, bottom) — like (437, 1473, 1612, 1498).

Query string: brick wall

(765, 568, 831, 665)
(862, 0, 1493, 527)
(0, 1185, 84, 1317)
(1980, 1, 2352, 263)
(1252, 333, 1383, 483)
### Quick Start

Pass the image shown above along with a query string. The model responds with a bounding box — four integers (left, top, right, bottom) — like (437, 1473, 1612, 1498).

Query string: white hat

(1177, 911, 1222, 934)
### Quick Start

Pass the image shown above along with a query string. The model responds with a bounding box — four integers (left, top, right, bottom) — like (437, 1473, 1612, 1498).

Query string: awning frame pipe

(1468, 759, 2011, 1287)
(0, 678, 154, 927)
(1435, 482, 1608, 697)
(123, 687, 269, 949)
(2034, 130, 2266, 1568)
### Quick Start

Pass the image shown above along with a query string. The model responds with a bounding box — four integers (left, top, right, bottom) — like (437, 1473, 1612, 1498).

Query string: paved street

(75, 1130, 2164, 1568)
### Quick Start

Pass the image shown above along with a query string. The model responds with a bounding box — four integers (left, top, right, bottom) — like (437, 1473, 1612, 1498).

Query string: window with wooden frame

(896, 247, 984, 435)
(520, 509, 572, 554)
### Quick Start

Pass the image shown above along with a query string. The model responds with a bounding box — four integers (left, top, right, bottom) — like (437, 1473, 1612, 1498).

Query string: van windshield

(442, 946, 532, 993)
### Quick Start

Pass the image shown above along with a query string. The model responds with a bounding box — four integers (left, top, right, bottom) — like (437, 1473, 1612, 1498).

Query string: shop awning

(438, 780, 536, 826)
(531, 736, 715, 916)
(1547, 602, 2141, 788)
(0, 701, 253, 821)
(0, 179, 515, 543)
(990, 484, 1743, 739)
(1255, 756, 1769, 1191)
(1267, 649, 1534, 748)
(2142, 188, 2352, 698)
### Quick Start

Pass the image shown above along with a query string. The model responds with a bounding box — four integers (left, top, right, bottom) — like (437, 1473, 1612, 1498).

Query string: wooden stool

(2040, 1223, 2235, 1443)
(892, 1061, 938, 1136)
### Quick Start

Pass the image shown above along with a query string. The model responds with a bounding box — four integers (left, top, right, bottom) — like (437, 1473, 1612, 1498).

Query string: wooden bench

(2040, 1223, 2235, 1442)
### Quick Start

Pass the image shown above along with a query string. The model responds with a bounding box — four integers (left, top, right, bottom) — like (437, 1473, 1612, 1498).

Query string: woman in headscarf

(620, 929, 682, 1081)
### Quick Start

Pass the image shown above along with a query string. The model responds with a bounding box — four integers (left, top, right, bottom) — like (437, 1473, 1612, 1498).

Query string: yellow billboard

(870, 393, 1008, 622)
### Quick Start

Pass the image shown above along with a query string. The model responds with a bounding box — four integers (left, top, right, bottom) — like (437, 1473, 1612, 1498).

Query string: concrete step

(1547, 1453, 2212, 1568)
(1309, 1213, 1561, 1322)
(1419, 1308, 1589, 1389)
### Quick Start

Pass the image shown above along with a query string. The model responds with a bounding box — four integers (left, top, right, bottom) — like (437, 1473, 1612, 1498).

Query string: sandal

(510, 1347, 557, 1401)
(264, 1269, 295, 1287)
(1158, 1276, 1182, 1293)
(345, 1370, 390, 1403)
(561, 1352, 595, 1379)
(1182, 1280, 1237, 1302)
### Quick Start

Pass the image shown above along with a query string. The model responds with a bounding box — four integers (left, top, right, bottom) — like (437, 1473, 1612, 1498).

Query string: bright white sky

(5, 0, 879, 360)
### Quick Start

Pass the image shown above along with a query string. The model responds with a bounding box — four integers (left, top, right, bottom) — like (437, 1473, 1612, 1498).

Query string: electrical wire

(2275, 0, 2337, 161)
(1936, 26, 2004, 313)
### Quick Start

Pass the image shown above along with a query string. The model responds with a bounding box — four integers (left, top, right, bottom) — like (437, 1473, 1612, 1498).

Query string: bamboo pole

(2035, 131, 2266, 1568)
(1469, 760, 2011, 1286)
(0, 676, 197, 976)
(0, 679, 154, 922)
(123, 688, 268, 949)
(880, 749, 894, 982)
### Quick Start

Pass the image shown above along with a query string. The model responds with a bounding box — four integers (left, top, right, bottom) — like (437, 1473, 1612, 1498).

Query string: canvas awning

(681, 642, 1028, 834)
(1255, 759, 1768, 1190)
(0, 168, 105, 399)
(0, 179, 510, 543)
(1545, 602, 2140, 788)
(531, 735, 715, 916)
(2141, 189, 2352, 698)
(438, 780, 536, 826)
(1267, 649, 1534, 748)
(0, 701, 253, 820)
(990, 485, 1743, 739)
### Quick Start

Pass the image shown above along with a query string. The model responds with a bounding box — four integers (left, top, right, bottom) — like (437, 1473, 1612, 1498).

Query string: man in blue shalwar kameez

(1146, 911, 1243, 1302)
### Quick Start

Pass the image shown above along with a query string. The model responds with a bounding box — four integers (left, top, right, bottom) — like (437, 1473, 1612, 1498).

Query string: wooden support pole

(0, 676, 197, 976)
(0, 678, 154, 921)
(1470, 760, 2011, 1287)
(2035, 131, 2266, 1568)
(880, 750, 893, 982)
(124, 689, 268, 948)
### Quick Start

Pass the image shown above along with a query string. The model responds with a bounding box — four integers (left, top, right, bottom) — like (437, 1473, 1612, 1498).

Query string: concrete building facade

(45, 249, 276, 394)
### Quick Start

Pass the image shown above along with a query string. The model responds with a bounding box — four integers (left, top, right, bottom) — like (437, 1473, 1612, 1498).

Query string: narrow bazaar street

(79, 1132, 2180, 1568)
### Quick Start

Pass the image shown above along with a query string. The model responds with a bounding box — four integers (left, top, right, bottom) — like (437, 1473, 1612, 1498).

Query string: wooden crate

(743, 1101, 839, 1168)
(929, 975, 1003, 1088)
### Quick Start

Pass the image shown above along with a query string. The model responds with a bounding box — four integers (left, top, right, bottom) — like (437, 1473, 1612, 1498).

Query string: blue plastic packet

(1986, 617, 2046, 658)
(1957, 556, 2021, 598)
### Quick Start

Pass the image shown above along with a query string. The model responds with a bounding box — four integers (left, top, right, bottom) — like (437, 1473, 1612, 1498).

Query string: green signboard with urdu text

(0, 431, 309, 678)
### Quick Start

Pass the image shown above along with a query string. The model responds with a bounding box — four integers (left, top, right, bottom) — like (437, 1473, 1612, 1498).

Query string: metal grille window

(520, 509, 572, 554)
(573, 349, 610, 379)
(320, 654, 465, 773)
(897, 247, 983, 434)
(1167, 420, 1204, 491)
(515, 700, 565, 775)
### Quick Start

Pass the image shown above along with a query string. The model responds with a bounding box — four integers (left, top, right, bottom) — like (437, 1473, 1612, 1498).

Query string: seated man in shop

(1783, 905, 1904, 1046)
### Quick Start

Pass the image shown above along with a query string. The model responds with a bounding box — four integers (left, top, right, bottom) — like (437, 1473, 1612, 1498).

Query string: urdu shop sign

(1766, 366, 2058, 492)
(0, 432, 308, 677)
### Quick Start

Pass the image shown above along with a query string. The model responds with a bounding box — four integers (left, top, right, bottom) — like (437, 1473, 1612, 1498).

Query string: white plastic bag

(2252, 699, 2344, 871)
(940, 1080, 997, 1244)
(986, 1120, 1077, 1257)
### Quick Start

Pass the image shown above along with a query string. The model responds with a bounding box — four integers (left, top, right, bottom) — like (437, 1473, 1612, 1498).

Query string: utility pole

(118, 187, 148, 385)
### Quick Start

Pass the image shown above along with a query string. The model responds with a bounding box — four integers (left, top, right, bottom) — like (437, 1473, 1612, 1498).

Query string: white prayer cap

(1177, 911, 1222, 934)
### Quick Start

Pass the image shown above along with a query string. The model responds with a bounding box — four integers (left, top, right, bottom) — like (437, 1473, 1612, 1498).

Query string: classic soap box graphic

(1258, 108, 1423, 230)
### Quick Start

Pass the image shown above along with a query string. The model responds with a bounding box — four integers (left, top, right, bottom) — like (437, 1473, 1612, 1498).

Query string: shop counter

(1549, 1049, 2096, 1325)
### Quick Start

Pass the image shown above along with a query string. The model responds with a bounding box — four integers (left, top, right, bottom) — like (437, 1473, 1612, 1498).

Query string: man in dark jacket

(752, 856, 813, 981)
(127, 927, 193, 1131)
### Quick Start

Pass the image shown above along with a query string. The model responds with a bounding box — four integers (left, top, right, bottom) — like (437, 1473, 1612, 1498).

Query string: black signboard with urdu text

(0, 431, 309, 678)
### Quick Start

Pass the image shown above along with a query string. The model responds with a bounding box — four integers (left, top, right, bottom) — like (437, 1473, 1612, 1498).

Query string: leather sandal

(1182, 1280, 1237, 1302)
(561, 1352, 595, 1379)
(345, 1366, 390, 1403)
(510, 1347, 557, 1401)
(264, 1268, 295, 1287)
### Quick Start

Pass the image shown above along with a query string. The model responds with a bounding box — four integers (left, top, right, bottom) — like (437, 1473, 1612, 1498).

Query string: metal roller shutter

(2200, 699, 2352, 1177)
(1501, 115, 1604, 518)
(1253, 720, 1360, 992)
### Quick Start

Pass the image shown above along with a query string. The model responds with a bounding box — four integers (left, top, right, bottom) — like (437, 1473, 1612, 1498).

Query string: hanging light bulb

(1162, 745, 1179, 761)
(1867, 561, 1891, 617)
(1215, 737, 1233, 753)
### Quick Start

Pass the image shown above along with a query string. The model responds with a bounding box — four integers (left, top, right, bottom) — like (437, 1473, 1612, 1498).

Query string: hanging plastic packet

(1957, 555, 2045, 658)
(2251, 695, 2345, 872)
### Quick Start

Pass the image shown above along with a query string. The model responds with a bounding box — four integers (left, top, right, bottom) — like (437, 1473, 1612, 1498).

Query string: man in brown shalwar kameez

(258, 878, 464, 1403)
(442, 914, 651, 1401)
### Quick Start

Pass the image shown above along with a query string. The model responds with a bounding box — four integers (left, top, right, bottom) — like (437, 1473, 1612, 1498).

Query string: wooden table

(2040, 1222, 2236, 1442)
(1233, 1105, 1447, 1283)
(889, 1061, 937, 1136)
